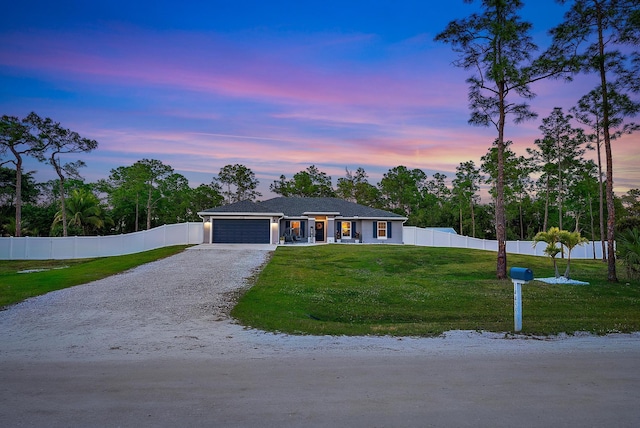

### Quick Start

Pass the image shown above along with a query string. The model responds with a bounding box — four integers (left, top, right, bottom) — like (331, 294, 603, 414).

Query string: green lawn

(0, 246, 188, 308)
(232, 245, 640, 336)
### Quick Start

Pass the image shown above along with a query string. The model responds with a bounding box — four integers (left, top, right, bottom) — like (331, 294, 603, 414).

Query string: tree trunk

(51, 156, 68, 237)
(543, 175, 550, 232)
(135, 192, 139, 232)
(146, 187, 152, 230)
(589, 193, 596, 260)
(59, 177, 67, 237)
(8, 145, 24, 237)
(597, 138, 606, 261)
(471, 200, 476, 238)
(597, 6, 617, 282)
(557, 130, 564, 231)
(14, 156, 22, 237)
(519, 199, 524, 240)
(496, 82, 507, 280)
(564, 254, 572, 279)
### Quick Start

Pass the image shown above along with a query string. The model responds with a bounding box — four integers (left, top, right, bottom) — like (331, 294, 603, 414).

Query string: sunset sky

(1, 0, 638, 199)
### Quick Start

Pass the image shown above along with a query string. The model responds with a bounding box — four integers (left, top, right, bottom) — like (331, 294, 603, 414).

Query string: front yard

(232, 245, 640, 336)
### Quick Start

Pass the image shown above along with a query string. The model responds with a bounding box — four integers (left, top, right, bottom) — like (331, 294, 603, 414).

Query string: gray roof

(200, 197, 406, 219)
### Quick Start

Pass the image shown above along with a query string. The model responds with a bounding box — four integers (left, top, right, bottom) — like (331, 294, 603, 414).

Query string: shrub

(617, 228, 640, 279)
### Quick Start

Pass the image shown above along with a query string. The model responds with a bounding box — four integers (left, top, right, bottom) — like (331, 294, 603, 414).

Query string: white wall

(0, 222, 203, 260)
(403, 226, 609, 260)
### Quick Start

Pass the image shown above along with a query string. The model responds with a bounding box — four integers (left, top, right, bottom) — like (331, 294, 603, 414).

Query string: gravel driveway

(1, 245, 639, 427)
(1, 245, 276, 361)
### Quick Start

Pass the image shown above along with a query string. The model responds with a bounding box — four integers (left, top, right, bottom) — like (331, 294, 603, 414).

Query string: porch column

(327, 218, 335, 243)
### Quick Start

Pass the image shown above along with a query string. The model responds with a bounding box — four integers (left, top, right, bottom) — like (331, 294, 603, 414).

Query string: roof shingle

(200, 197, 405, 219)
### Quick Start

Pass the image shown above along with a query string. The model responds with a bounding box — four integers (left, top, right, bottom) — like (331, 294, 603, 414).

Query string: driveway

(1, 245, 639, 427)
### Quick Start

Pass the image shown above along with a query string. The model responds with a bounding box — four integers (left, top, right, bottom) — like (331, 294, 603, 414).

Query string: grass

(0, 245, 188, 308)
(231, 245, 640, 336)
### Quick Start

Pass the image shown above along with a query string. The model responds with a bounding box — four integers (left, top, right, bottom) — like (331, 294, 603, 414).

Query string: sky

(1, 0, 638, 199)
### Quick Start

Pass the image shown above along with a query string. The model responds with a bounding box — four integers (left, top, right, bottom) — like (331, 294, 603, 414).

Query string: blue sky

(1, 1, 637, 198)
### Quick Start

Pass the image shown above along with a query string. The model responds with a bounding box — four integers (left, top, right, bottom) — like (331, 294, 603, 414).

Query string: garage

(212, 219, 270, 244)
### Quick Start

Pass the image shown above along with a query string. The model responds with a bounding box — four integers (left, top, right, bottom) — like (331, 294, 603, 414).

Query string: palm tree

(533, 227, 562, 278)
(559, 230, 588, 279)
(52, 189, 111, 236)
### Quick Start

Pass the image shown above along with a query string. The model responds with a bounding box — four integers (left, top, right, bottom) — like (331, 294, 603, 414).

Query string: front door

(315, 222, 325, 242)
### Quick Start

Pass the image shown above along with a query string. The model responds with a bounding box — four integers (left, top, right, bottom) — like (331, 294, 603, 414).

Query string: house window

(341, 221, 351, 238)
(377, 221, 387, 238)
(291, 221, 301, 237)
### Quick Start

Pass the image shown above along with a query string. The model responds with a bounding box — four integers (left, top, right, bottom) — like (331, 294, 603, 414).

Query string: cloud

(0, 26, 464, 111)
(3, 23, 637, 198)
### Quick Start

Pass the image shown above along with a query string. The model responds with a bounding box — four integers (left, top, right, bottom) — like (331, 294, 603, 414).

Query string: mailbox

(510, 267, 533, 282)
(510, 267, 533, 333)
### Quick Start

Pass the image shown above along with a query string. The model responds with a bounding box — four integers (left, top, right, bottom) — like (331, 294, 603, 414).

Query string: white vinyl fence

(403, 226, 610, 260)
(0, 223, 609, 260)
(0, 222, 203, 260)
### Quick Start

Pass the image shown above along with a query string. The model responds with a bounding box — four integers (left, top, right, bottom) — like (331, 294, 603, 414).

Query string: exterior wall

(327, 218, 335, 243)
(359, 220, 404, 244)
(270, 218, 280, 244)
(281, 217, 404, 244)
(203, 220, 212, 243)
(0, 222, 203, 260)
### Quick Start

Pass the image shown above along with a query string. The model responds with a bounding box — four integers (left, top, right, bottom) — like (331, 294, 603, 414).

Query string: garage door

(212, 219, 270, 244)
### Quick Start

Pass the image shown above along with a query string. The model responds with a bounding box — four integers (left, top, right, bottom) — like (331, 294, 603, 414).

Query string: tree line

(2, 135, 639, 240)
(434, 0, 639, 281)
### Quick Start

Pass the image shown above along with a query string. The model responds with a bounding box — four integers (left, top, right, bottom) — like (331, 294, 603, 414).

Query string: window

(291, 221, 301, 237)
(341, 221, 351, 238)
(377, 221, 387, 238)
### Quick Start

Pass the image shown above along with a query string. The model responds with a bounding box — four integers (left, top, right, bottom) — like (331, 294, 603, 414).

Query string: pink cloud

(4, 25, 637, 198)
(0, 28, 463, 111)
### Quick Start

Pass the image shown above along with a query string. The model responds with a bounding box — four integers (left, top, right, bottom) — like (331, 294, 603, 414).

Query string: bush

(617, 228, 640, 279)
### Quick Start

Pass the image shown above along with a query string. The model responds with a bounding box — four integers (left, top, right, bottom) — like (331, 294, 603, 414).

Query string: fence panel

(0, 222, 204, 260)
(404, 226, 607, 260)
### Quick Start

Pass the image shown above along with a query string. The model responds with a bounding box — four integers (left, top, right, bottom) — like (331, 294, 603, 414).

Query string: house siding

(199, 197, 407, 245)
(363, 220, 403, 244)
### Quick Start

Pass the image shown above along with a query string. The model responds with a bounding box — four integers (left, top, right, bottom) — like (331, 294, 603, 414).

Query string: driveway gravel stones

(0, 246, 272, 360)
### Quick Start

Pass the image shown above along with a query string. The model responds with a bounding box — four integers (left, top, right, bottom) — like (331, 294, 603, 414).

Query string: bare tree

(0, 113, 42, 237)
(31, 115, 98, 236)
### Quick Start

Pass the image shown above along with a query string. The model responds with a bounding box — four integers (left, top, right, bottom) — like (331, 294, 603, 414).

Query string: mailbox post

(509, 267, 533, 332)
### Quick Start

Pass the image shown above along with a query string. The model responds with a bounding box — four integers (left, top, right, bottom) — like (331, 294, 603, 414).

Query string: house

(198, 197, 407, 245)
